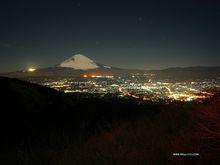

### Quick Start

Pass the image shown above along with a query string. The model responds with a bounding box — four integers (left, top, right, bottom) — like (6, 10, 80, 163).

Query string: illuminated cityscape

(40, 73, 220, 102)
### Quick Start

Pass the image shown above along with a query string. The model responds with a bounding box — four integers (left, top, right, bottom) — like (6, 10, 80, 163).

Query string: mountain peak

(60, 54, 99, 70)
(70, 54, 89, 59)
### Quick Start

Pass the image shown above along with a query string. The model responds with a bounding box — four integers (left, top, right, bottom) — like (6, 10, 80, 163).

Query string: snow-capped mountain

(1, 54, 145, 80)
(60, 54, 99, 70)
(2, 53, 220, 82)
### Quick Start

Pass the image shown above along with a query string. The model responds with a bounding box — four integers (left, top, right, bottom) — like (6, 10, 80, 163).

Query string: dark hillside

(0, 77, 219, 165)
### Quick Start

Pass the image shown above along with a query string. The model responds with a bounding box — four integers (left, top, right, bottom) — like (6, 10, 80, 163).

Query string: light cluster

(41, 73, 220, 102)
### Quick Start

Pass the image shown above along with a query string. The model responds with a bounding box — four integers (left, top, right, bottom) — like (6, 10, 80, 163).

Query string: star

(138, 17, 143, 22)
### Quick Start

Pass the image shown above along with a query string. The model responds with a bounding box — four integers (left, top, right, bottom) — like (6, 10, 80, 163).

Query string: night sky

(0, 0, 219, 72)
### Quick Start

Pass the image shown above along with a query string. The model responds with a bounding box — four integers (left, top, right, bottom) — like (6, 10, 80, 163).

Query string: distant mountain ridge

(152, 66, 220, 80)
(1, 54, 220, 81)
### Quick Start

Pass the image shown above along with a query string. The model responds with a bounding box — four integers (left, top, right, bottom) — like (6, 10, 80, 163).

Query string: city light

(28, 68, 36, 72)
(42, 73, 218, 102)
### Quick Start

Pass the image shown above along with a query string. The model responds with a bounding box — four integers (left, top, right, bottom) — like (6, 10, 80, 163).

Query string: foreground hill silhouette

(0, 76, 219, 165)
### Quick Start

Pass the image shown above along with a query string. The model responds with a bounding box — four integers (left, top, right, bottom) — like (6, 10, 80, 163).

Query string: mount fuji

(1, 54, 138, 80)
(59, 54, 100, 70)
